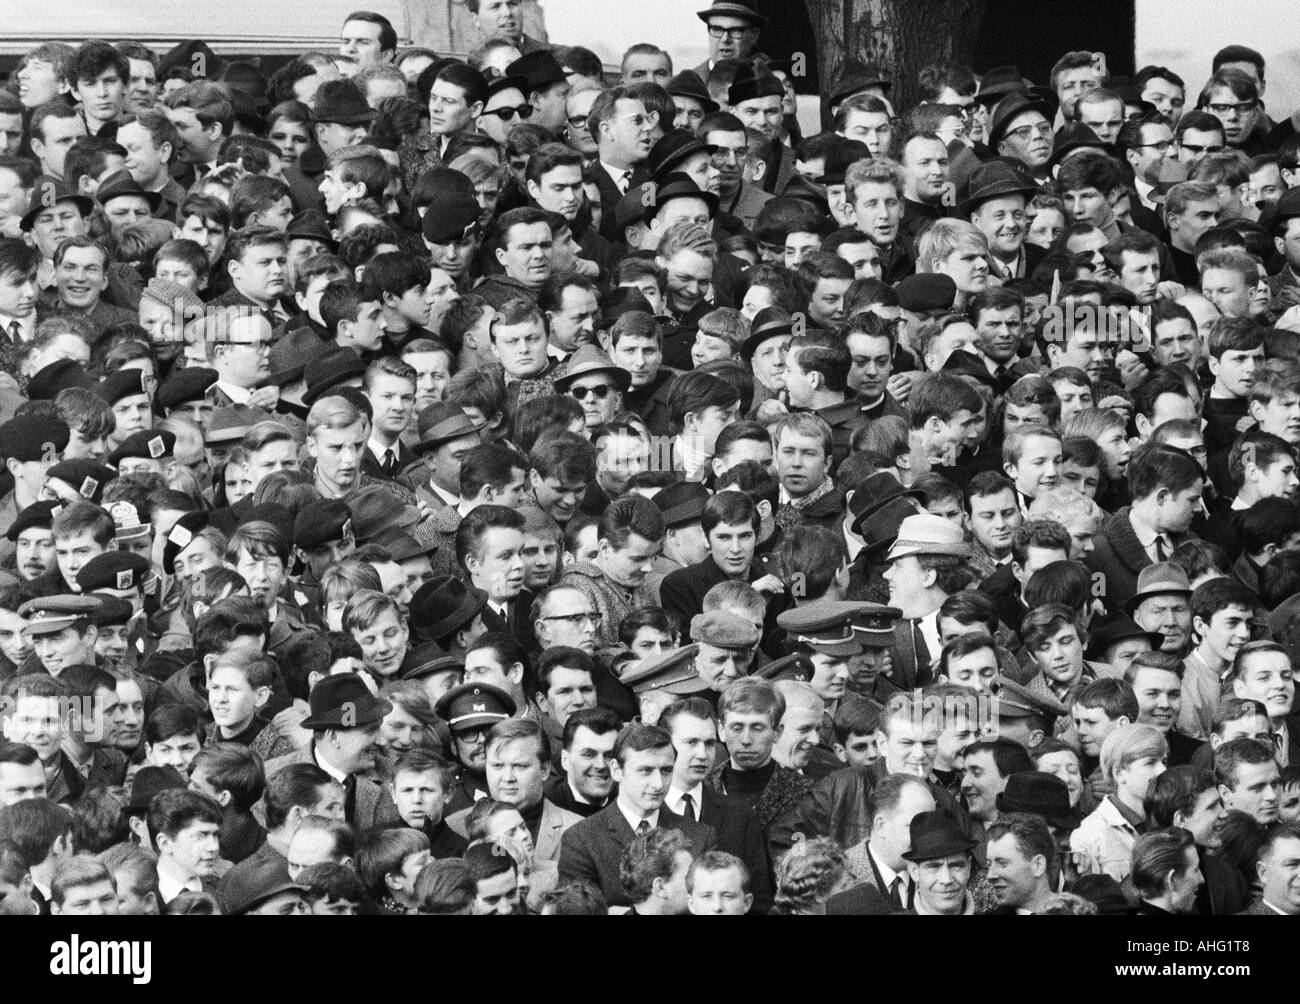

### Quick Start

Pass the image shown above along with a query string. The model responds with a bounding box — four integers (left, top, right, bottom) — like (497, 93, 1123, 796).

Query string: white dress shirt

(665, 783, 704, 820)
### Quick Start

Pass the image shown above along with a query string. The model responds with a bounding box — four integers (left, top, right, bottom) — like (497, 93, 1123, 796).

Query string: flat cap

(19, 594, 103, 635)
(204, 405, 271, 445)
(651, 481, 710, 527)
(620, 645, 709, 695)
(691, 610, 761, 649)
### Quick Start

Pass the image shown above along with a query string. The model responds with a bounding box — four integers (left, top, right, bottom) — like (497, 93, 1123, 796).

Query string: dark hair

(1146, 766, 1217, 828)
(455, 504, 526, 570)
(1131, 827, 1196, 900)
(598, 495, 666, 551)
(1127, 443, 1204, 501)
(960, 736, 1036, 778)
(264, 763, 335, 831)
(561, 706, 623, 751)
(147, 789, 223, 844)
(144, 703, 202, 747)
(667, 370, 740, 435)
(191, 744, 265, 812)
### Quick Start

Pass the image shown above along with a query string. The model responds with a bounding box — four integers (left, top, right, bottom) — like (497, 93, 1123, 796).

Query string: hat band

(448, 710, 510, 728)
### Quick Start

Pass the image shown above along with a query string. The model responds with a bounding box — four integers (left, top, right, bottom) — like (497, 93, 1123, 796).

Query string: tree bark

(803, 0, 988, 127)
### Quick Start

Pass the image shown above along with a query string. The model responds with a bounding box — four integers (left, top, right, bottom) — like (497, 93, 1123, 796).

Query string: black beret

(76, 550, 152, 593)
(96, 368, 151, 407)
(106, 430, 177, 467)
(6, 499, 63, 541)
(162, 510, 211, 576)
(89, 593, 136, 626)
(157, 367, 219, 410)
(293, 499, 352, 551)
(27, 358, 94, 401)
(895, 273, 958, 312)
(45, 460, 115, 502)
(0, 415, 70, 463)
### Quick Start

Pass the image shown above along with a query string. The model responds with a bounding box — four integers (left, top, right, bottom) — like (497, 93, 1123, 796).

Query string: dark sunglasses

(482, 104, 533, 122)
(570, 384, 614, 400)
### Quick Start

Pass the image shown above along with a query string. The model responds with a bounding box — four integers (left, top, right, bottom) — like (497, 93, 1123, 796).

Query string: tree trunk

(803, 0, 988, 127)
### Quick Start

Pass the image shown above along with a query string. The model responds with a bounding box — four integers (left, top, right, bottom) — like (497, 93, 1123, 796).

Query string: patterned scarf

(776, 477, 835, 534)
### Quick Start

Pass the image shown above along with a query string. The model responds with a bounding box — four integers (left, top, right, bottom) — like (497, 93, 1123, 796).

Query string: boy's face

(835, 730, 878, 768)
(0, 267, 37, 317)
(232, 547, 287, 610)
(0, 607, 34, 666)
(391, 768, 447, 828)
(161, 819, 221, 877)
(5, 694, 64, 763)
(207, 663, 268, 731)
(688, 865, 752, 916)
(32, 625, 97, 675)
(1071, 704, 1122, 757)
(154, 257, 200, 291)
(147, 731, 203, 771)
(1196, 605, 1253, 665)
(1232, 650, 1295, 721)
(176, 214, 227, 264)
(1005, 435, 1061, 497)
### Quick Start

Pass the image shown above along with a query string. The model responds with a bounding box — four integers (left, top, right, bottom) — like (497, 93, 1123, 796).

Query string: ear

(1002, 460, 1018, 481)
(748, 159, 767, 183)
(598, 329, 613, 354)
(214, 788, 233, 808)
(253, 685, 272, 709)
(494, 247, 509, 268)
(756, 499, 773, 522)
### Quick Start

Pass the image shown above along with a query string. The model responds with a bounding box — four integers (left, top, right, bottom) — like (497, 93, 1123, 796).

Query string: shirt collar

(618, 798, 659, 833)
(216, 380, 254, 405)
(313, 744, 348, 783)
(568, 779, 597, 805)
(675, 435, 709, 479)
(665, 783, 704, 816)
(428, 481, 460, 507)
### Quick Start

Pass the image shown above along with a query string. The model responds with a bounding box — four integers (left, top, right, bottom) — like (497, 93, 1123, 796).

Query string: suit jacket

(698, 786, 773, 914)
(261, 746, 397, 831)
(659, 558, 737, 642)
(1236, 897, 1290, 915)
(982, 564, 1028, 637)
(593, 162, 650, 242)
(825, 881, 897, 915)
(558, 802, 716, 907)
(446, 797, 581, 864)
(887, 617, 935, 691)
(1086, 508, 1192, 613)
(480, 590, 536, 652)
(360, 439, 418, 482)
(1197, 847, 1249, 916)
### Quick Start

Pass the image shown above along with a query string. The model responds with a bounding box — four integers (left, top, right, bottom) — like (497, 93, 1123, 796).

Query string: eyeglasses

(541, 611, 602, 626)
(482, 104, 533, 122)
(707, 25, 754, 40)
(1178, 142, 1224, 155)
(617, 112, 656, 130)
(1206, 100, 1255, 116)
(567, 114, 589, 130)
(570, 384, 614, 400)
(708, 144, 746, 166)
(1137, 139, 1173, 153)
(1006, 122, 1052, 141)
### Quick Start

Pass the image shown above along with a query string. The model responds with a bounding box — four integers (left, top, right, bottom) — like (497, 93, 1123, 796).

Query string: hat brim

(302, 363, 369, 406)
(1086, 630, 1165, 659)
(885, 542, 971, 561)
(740, 324, 794, 361)
(901, 837, 977, 862)
(1123, 587, 1192, 616)
(21, 194, 94, 231)
(416, 418, 488, 452)
(995, 796, 1080, 830)
(415, 589, 490, 644)
(696, 4, 767, 27)
(300, 695, 392, 730)
(960, 183, 1038, 216)
(850, 486, 924, 537)
(553, 366, 633, 394)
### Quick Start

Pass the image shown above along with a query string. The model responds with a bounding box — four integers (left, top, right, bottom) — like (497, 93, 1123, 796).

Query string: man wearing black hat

(434, 681, 516, 814)
(263, 675, 395, 830)
(0, 415, 69, 555)
(508, 50, 571, 133)
(989, 93, 1056, 185)
(645, 482, 711, 604)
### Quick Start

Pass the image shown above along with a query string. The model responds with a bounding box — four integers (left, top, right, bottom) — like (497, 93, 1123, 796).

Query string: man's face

(563, 725, 616, 801)
(487, 737, 547, 811)
(721, 711, 778, 769)
(536, 589, 598, 655)
(703, 129, 748, 200)
(849, 180, 902, 247)
(971, 196, 1027, 260)
(775, 702, 823, 770)
(308, 420, 367, 495)
(472, 867, 520, 916)
(1170, 198, 1220, 245)
(689, 865, 751, 915)
(55, 529, 106, 589)
(807, 277, 851, 328)
(340, 18, 390, 68)
(1210, 344, 1263, 398)
(207, 663, 266, 731)
(910, 853, 971, 913)
(1201, 268, 1252, 319)
(495, 223, 552, 290)
(1077, 98, 1124, 144)
(609, 329, 663, 386)
(707, 520, 756, 578)
(125, 58, 158, 112)
(1141, 77, 1185, 124)
(705, 15, 758, 61)
(54, 879, 121, 916)
(1183, 787, 1227, 850)
(1129, 121, 1174, 175)
(997, 112, 1053, 168)
(1055, 66, 1103, 119)
(1118, 250, 1162, 305)
(612, 744, 676, 815)
(1150, 318, 1200, 369)
(903, 137, 949, 201)
(986, 832, 1044, 908)
(467, 527, 525, 602)
(56, 244, 109, 311)
(1258, 835, 1300, 913)
(774, 428, 829, 499)
(230, 242, 288, 303)
(162, 819, 221, 878)
(879, 715, 938, 778)
(1232, 651, 1295, 722)
(1133, 594, 1192, 653)
(623, 51, 671, 87)
(16, 57, 69, 109)
(668, 711, 718, 788)
(177, 213, 227, 264)
(429, 79, 479, 137)
(735, 95, 783, 141)
(1005, 434, 1062, 498)
(1070, 704, 1122, 758)
(246, 438, 299, 489)
(367, 372, 416, 440)
(353, 608, 409, 679)
(118, 121, 170, 187)
(33, 114, 86, 177)
(109, 678, 145, 752)
(960, 748, 1007, 820)
(1203, 85, 1255, 145)
(974, 305, 1023, 365)
(476, 0, 523, 41)
(1253, 391, 1300, 447)
(1222, 759, 1281, 824)
(660, 249, 713, 316)
(943, 647, 999, 693)
(969, 488, 1021, 558)
(405, 348, 452, 414)
(530, 468, 584, 525)
(843, 331, 890, 399)
(14, 526, 55, 583)
(74, 68, 126, 126)
(392, 769, 446, 829)
(0, 759, 47, 807)
(1131, 667, 1182, 732)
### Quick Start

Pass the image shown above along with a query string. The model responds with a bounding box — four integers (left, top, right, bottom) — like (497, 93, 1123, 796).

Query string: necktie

(618, 170, 632, 194)
(889, 875, 904, 909)
(636, 819, 651, 835)
(1155, 535, 1168, 562)
(680, 794, 695, 822)
(912, 620, 931, 683)
(3, 320, 18, 348)
(383, 449, 396, 477)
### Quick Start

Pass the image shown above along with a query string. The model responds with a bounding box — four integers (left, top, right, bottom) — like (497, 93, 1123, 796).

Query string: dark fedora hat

(901, 810, 977, 862)
(666, 71, 718, 113)
(409, 575, 489, 644)
(95, 170, 163, 212)
(987, 92, 1054, 149)
(125, 765, 187, 813)
(829, 61, 891, 106)
(1049, 121, 1107, 167)
(302, 347, 367, 406)
(860, 496, 923, 560)
(995, 771, 1080, 831)
(696, 2, 766, 28)
(415, 401, 487, 452)
(507, 50, 568, 92)
(313, 80, 375, 125)
(552, 345, 632, 394)
(940, 347, 999, 390)
(401, 643, 465, 684)
(960, 159, 1038, 214)
(285, 209, 337, 249)
(598, 287, 657, 331)
(268, 326, 325, 386)
(848, 471, 923, 538)
(643, 172, 719, 225)
(20, 175, 93, 231)
(222, 856, 306, 915)
(974, 65, 1028, 107)
(648, 129, 711, 182)
(300, 673, 393, 730)
(740, 306, 794, 361)
(652, 481, 711, 527)
(1084, 613, 1164, 661)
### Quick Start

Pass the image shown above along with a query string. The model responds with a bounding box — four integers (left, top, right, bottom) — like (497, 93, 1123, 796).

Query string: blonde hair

(772, 838, 849, 915)
(655, 221, 716, 261)
(1100, 723, 1168, 783)
(917, 219, 989, 272)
